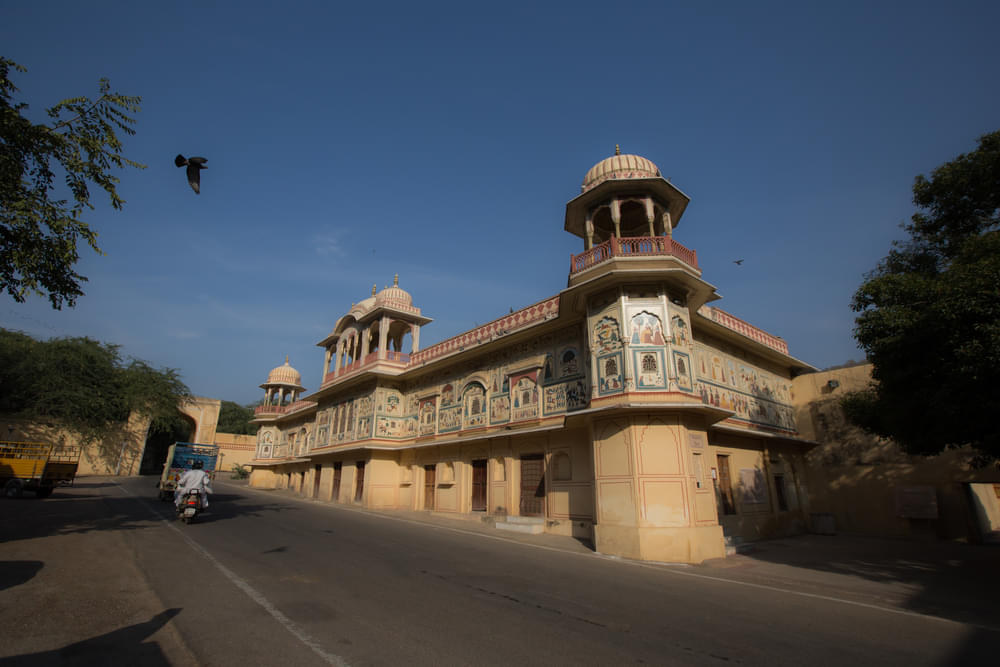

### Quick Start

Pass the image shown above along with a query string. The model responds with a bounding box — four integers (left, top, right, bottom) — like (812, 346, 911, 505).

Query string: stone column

(378, 315, 389, 359)
(611, 198, 622, 239)
(644, 197, 656, 237)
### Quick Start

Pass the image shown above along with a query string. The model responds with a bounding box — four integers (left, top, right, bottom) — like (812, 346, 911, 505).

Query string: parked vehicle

(157, 443, 219, 501)
(176, 488, 205, 523)
(0, 441, 81, 498)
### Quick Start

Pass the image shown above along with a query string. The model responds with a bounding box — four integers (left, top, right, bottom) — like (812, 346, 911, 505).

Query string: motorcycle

(176, 488, 204, 523)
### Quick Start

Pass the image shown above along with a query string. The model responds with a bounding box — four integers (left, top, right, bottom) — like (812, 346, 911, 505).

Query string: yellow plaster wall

(794, 363, 1000, 540)
(1, 413, 152, 477)
(367, 454, 398, 508)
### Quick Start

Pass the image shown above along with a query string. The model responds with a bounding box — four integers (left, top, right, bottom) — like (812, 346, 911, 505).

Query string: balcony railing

(700, 306, 789, 355)
(570, 236, 698, 274)
(322, 350, 411, 385)
(254, 400, 313, 416)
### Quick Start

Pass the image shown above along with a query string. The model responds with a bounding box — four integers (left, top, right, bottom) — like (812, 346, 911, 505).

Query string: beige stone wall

(212, 432, 256, 473)
(793, 363, 1000, 540)
(591, 414, 727, 562)
(708, 431, 810, 544)
(1, 413, 152, 477)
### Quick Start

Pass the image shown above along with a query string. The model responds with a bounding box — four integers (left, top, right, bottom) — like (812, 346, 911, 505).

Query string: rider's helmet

(193, 460, 204, 470)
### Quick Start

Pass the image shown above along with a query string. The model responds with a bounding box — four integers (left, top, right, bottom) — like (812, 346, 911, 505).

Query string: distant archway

(138, 397, 221, 475)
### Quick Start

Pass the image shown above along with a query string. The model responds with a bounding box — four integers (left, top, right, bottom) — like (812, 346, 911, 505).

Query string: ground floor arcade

(249, 415, 812, 563)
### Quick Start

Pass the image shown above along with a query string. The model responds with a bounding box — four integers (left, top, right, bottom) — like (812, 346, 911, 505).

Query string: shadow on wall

(801, 393, 998, 541)
(1, 416, 151, 477)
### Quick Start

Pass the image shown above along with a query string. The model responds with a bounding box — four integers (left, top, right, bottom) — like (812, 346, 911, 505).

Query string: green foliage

(850, 131, 1000, 462)
(1, 57, 145, 309)
(231, 463, 250, 480)
(216, 400, 257, 435)
(0, 328, 190, 444)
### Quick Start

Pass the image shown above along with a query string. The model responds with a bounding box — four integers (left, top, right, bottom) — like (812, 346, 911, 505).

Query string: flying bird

(175, 154, 208, 194)
(733, 259, 744, 265)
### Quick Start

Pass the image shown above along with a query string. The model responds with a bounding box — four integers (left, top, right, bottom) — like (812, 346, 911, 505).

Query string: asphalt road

(1, 477, 997, 666)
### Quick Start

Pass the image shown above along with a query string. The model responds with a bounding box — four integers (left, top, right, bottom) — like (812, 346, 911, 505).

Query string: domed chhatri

(565, 146, 691, 253)
(266, 356, 303, 387)
(375, 274, 413, 308)
(582, 145, 661, 193)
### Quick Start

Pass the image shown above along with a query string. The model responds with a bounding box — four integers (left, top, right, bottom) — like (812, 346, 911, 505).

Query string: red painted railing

(254, 400, 313, 416)
(700, 306, 789, 355)
(570, 236, 698, 274)
(322, 350, 411, 385)
(410, 296, 560, 365)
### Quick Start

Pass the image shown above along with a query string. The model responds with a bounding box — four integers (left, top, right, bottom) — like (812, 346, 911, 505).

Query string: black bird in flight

(733, 259, 744, 265)
(175, 154, 208, 194)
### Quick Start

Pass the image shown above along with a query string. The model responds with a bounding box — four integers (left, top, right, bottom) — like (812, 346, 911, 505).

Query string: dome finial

(285, 355, 289, 364)
(615, 144, 621, 155)
(393, 274, 399, 287)
(372, 284, 377, 297)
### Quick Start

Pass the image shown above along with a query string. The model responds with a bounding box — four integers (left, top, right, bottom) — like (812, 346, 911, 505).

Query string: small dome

(375, 274, 412, 308)
(582, 147, 661, 192)
(266, 356, 302, 386)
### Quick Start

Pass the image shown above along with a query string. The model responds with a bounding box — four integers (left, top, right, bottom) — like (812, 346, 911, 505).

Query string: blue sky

(3, 1, 998, 404)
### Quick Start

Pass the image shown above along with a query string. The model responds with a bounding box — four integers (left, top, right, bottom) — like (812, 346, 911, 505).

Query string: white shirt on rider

(175, 469, 212, 508)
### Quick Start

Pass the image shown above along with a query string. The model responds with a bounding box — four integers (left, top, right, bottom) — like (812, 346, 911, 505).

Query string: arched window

(642, 353, 658, 372)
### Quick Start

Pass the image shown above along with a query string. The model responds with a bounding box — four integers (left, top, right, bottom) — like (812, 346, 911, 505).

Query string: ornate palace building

(248, 148, 816, 564)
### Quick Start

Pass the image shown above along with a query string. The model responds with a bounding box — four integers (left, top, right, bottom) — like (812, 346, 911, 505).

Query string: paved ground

(252, 476, 1000, 631)
(2, 476, 997, 665)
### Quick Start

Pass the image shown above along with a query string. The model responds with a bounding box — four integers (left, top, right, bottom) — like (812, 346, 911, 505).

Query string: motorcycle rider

(175, 459, 212, 511)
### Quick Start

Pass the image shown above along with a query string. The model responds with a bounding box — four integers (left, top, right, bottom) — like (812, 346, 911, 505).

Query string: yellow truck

(0, 441, 81, 498)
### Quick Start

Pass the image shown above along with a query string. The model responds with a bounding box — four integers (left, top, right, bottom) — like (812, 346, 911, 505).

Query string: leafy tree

(847, 130, 1000, 463)
(216, 400, 257, 435)
(0, 328, 190, 446)
(1, 57, 145, 309)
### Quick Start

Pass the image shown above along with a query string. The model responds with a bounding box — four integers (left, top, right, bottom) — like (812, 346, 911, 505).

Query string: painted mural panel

(419, 398, 437, 436)
(376, 415, 416, 439)
(628, 309, 667, 346)
(667, 302, 691, 348)
(598, 352, 624, 395)
(511, 374, 539, 421)
(490, 395, 510, 423)
(463, 383, 487, 428)
(672, 350, 693, 392)
(558, 347, 582, 379)
(593, 316, 622, 354)
(633, 349, 667, 390)
(693, 342, 796, 431)
(439, 405, 461, 433)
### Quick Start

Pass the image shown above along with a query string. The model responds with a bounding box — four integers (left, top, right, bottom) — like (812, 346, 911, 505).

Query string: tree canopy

(216, 400, 257, 435)
(0, 328, 190, 443)
(1, 57, 145, 309)
(847, 130, 1000, 463)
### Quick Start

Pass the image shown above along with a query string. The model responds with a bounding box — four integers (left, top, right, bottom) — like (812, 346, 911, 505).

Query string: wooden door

(332, 462, 342, 501)
(354, 461, 365, 502)
(471, 459, 487, 511)
(715, 454, 736, 515)
(519, 454, 545, 516)
(424, 464, 436, 510)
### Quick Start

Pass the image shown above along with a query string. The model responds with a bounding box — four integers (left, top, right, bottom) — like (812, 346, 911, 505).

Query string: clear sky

(3, 1, 998, 405)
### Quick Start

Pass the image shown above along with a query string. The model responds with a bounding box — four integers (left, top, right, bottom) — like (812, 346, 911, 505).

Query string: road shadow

(0, 561, 43, 590)
(0, 480, 298, 543)
(0, 608, 181, 667)
(731, 534, 1000, 642)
